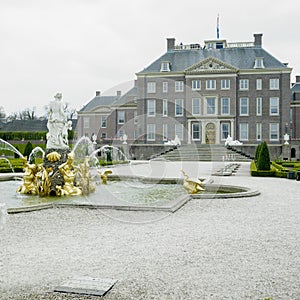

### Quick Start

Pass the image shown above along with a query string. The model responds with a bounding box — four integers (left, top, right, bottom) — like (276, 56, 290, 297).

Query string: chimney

(167, 38, 175, 51)
(296, 76, 300, 83)
(96, 91, 101, 96)
(117, 90, 121, 97)
(254, 33, 263, 47)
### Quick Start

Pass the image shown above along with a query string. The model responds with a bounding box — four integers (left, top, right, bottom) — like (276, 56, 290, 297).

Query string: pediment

(185, 57, 237, 73)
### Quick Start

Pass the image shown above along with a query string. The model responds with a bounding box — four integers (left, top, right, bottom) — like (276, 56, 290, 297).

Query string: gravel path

(0, 162, 299, 299)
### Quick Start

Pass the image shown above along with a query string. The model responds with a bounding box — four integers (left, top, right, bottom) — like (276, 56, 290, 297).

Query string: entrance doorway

(205, 123, 216, 144)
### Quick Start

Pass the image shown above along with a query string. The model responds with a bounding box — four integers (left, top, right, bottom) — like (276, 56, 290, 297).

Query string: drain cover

(54, 276, 117, 296)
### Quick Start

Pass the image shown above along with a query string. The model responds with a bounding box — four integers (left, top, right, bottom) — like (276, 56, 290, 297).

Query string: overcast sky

(0, 0, 299, 116)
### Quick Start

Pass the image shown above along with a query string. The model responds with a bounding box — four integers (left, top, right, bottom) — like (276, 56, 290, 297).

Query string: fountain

(0, 138, 24, 158)
(16, 93, 96, 197)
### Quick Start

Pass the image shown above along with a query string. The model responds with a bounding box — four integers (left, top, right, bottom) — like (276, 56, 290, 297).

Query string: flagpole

(217, 14, 220, 39)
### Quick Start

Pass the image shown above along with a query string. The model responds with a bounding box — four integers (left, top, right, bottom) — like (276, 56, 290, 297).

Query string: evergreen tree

(23, 141, 33, 160)
(254, 143, 262, 163)
(257, 141, 271, 171)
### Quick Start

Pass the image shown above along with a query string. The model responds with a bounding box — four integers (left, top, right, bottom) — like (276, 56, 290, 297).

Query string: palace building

(77, 33, 293, 146)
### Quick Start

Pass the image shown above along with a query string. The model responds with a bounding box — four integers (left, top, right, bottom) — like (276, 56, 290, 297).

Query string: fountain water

(0, 138, 24, 158)
(0, 157, 15, 173)
(28, 146, 45, 164)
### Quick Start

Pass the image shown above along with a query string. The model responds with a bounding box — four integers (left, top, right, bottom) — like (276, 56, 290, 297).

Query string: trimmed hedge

(250, 161, 288, 178)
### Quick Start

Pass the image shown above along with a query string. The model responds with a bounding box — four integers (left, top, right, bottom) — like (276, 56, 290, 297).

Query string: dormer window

(160, 61, 170, 72)
(254, 57, 264, 69)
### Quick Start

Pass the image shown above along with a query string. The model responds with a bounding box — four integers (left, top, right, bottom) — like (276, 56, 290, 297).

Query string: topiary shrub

(23, 141, 33, 159)
(257, 141, 270, 171)
(254, 143, 262, 164)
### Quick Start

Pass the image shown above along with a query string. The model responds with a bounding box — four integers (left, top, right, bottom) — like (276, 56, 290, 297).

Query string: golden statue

(98, 169, 112, 184)
(17, 157, 38, 195)
(181, 170, 205, 194)
(77, 157, 95, 195)
(58, 152, 82, 196)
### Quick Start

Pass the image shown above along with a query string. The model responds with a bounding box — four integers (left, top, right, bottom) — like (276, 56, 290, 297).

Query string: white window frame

(256, 79, 262, 90)
(101, 115, 107, 128)
(147, 99, 156, 116)
(175, 124, 183, 140)
(160, 61, 170, 72)
(175, 99, 184, 116)
(240, 98, 249, 116)
(256, 123, 262, 141)
(269, 123, 279, 141)
(192, 80, 201, 90)
(205, 97, 217, 115)
(163, 123, 168, 141)
(118, 111, 125, 124)
(147, 82, 156, 93)
(192, 98, 201, 116)
(240, 123, 249, 141)
(162, 82, 168, 93)
(239, 79, 249, 90)
(270, 78, 279, 90)
(163, 99, 168, 117)
(221, 79, 230, 90)
(83, 117, 89, 129)
(221, 122, 230, 140)
(206, 79, 216, 90)
(256, 97, 262, 116)
(270, 97, 279, 116)
(147, 124, 155, 141)
(221, 97, 230, 115)
(192, 123, 200, 141)
(254, 58, 264, 69)
(134, 111, 138, 124)
(175, 81, 184, 92)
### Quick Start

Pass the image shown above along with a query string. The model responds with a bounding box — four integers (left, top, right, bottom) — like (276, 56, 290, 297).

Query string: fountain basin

(0, 174, 260, 214)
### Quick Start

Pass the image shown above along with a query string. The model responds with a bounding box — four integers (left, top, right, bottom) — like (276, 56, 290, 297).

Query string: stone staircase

(156, 144, 252, 162)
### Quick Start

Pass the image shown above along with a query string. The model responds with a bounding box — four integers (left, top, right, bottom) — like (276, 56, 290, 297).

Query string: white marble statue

(46, 93, 69, 149)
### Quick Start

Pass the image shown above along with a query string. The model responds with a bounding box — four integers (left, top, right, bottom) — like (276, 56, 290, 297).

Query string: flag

(217, 14, 220, 39)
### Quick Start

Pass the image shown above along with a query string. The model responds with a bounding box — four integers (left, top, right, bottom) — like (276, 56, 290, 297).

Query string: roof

(138, 45, 289, 74)
(79, 86, 137, 113)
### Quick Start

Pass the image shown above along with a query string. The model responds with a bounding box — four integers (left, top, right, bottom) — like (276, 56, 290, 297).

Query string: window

(221, 79, 230, 90)
(163, 99, 168, 116)
(117, 130, 124, 138)
(175, 81, 184, 92)
(206, 79, 216, 90)
(206, 97, 216, 115)
(134, 111, 138, 124)
(101, 132, 106, 139)
(160, 61, 170, 72)
(270, 123, 279, 141)
(256, 97, 262, 116)
(256, 123, 262, 141)
(118, 111, 125, 124)
(147, 99, 156, 116)
(254, 58, 264, 69)
(175, 99, 184, 116)
(192, 98, 201, 115)
(163, 123, 168, 141)
(239, 79, 249, 90)
(192, 123, 200, 140)
(175, 124, 183, 140)
(221, 123, 230, 140)
(147, 82, 156, 93)
(221, 98, 230, 115)
(147, 124, 155, 141)
(270, 97, 279, 115)
(240, 98, 248, 116)
(101, 115, 107, 128)
(163, 82, 168, 93)
(192, 80, 201, 90)
(240, 123, 248, 141)
(270, 78, 279, 90)
(256, 79, 262, 90)
(83, 117, 89, 129)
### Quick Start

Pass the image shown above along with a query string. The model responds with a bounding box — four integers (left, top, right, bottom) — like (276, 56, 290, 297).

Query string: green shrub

(23, 141, 33, 158)
(257, 141, 270, 171)
(254, 143, 262, 163)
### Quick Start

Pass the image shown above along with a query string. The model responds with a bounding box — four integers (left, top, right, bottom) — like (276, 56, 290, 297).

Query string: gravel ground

(0, 162, 299, 299)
